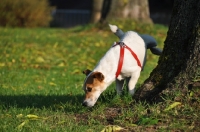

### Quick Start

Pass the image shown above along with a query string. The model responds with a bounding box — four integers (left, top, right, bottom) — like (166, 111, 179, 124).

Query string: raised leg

(149, 47, 162, 56)
(115, 79, 125, 95)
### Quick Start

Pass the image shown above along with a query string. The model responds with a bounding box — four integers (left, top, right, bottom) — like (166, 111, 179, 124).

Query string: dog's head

(82, 69, 106, 107)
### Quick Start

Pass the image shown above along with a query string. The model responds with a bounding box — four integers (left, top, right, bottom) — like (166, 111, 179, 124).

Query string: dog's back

(121, 31, 146, 64)
(111, 31, 146, 79)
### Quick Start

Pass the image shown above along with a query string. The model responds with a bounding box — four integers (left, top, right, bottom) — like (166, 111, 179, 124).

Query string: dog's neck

(94, 65, 116, 87)
(93, 50, 118, 86)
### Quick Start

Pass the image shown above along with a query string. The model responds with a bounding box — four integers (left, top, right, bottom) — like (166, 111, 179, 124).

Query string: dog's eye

(87, 87, 92, 92)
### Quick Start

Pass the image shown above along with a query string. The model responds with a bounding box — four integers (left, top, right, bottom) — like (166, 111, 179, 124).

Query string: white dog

(82, 24, 162, 107)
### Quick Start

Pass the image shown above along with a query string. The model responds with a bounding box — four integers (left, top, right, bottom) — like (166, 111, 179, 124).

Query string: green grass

(0, 21, 199, 131)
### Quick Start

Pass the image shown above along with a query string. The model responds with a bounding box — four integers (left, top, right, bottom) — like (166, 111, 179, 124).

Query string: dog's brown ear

(93, 72, 104, 82)
(82, 69, 92, 76)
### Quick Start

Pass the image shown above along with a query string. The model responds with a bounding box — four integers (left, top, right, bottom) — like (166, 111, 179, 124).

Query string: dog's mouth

(82, 101, 90, 107)
(82, 101, 94, 107)
(82, 97, 98, 107)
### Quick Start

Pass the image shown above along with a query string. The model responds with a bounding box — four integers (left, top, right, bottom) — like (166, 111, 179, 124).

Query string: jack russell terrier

(82, 24, 162, 107)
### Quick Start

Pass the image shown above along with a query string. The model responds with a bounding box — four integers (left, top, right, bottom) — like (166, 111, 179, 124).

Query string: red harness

(112, 42, 142, 78)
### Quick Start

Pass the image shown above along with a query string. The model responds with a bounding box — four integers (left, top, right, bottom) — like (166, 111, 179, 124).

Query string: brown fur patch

(84, 72, 105, 100)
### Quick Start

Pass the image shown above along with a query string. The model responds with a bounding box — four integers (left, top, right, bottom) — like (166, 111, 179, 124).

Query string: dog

(82, 24, 162, 107)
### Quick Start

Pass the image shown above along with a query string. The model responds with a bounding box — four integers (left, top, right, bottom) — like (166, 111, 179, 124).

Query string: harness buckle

(113, 42, 126, 48)
(118, 42, 126, 47)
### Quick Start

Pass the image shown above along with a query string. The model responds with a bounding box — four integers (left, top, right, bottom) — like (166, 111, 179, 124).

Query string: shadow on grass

(0, 94, 85, 112)
(0, 88, 128, 112)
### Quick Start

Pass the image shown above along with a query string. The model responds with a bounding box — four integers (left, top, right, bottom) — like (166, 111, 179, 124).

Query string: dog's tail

(109, 24, 162, 56)
(109, 24, 125, 39)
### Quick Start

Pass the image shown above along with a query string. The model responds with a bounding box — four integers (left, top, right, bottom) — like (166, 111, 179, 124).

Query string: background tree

(106, 0, 152, 23)
(134, 0, 200, 101)
(90, 0, 104, 23)
(90, 0, 152, 23)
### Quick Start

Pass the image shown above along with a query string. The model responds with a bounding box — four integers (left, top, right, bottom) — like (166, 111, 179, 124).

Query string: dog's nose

(82, 101, 88, 107)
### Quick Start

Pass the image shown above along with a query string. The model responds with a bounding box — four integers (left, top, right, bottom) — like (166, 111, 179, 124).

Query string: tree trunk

(100, 0, 112, 23)
(90, 0, 104, 23)
(106, 0, 152, 23)
(134, 0, 200, 101)
(90, 0, 152, 23)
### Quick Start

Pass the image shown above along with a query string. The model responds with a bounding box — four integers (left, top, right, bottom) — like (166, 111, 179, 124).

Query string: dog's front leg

(116, 79, 125, 95)
(128, 70, 141, 95)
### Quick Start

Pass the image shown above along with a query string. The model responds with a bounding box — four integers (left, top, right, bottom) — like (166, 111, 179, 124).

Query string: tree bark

(90, 0, 152, 23)
(90, 0, 104, 23)
(100, 0, 111, 23)
(134, 0, 200, 101)
(106, 0, 152, 23)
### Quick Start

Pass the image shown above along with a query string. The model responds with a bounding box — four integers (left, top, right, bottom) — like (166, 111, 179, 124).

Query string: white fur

(109, 24, 162, 68)
(95, 31, 145, 83)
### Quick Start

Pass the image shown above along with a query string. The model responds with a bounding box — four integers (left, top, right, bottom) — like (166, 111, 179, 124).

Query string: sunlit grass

(0, 21, 199, 131)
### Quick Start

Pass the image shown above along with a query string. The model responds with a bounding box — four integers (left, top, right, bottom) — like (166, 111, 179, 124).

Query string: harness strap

(115, 44, 125, 78)
(125, 46, 142, 68)
(113, 42, 142, 78)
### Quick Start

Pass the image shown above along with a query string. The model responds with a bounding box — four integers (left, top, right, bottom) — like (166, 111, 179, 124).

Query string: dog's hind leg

(116, 79, 125, 95)
(128, 69, 141, 95)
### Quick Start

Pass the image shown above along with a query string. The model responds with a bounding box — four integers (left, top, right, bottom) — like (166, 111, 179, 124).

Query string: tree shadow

(0, 94, 85, 113)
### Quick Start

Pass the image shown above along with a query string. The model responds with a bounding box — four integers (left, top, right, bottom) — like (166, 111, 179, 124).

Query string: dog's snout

(82, 101, 88, 107)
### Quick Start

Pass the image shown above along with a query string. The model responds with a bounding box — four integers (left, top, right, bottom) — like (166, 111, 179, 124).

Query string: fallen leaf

(16, 120, 29, 130)
(35, 57, 45, 63)
(49, 82, 57, 86)
(0, 63, 5, 66)
(57, 121, 66, 125)
(26, 114, 39, 119)
(71, 69, 80, 74)
(101, 125, 124, 132)
(164, 102, 181, 112)
(16, 114, 23, 118)
(58, 62, 65, 67)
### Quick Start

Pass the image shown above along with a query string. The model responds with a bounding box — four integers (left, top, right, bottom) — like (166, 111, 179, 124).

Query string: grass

(0, 20, 199, 131)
